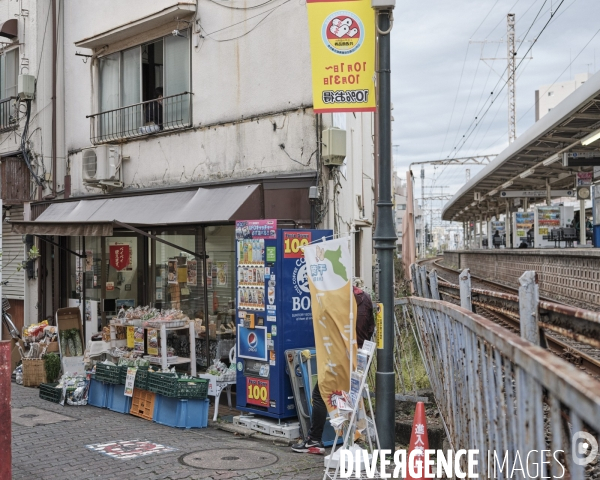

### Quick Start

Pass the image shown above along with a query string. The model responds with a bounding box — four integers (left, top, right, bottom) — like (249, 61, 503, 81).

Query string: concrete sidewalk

(11, 384, 324, 480)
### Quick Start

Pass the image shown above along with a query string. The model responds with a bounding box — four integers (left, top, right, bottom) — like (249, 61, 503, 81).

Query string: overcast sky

(390, 0, 600, 215)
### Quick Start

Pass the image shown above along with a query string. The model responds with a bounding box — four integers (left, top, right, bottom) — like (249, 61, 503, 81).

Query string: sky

(390, 0, 600, 223)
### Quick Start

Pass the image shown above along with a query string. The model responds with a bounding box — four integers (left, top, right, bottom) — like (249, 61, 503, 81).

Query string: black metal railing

(87, 92, 192, 144)
(0, 97, 18, 133)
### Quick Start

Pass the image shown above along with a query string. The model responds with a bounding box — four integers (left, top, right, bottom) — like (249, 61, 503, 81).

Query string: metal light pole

(373, 3, 396, 451)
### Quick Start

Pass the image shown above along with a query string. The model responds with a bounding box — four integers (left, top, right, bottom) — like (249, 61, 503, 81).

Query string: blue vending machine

(235, 222, 332, 419)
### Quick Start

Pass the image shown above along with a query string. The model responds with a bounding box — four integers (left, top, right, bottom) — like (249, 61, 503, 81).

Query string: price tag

(246, 377, 269, 407)
(283, 232, 311, 258)
(126, 326, 135, 348)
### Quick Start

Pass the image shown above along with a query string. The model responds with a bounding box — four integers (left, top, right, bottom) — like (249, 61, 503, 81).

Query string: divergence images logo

(248, 332, 258, 351)
(322, 11, 364, 55)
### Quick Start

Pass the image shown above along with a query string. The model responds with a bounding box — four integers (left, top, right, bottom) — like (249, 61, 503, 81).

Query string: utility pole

(507, 13, 516, 143)
(373, 0, 396, 452)
(420, 166, 425, 257)
(471, 14, 531, 144)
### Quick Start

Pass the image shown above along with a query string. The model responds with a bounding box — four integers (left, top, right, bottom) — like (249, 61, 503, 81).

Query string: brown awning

(0, 19, 18, 40)
(10, 184, 262, 236)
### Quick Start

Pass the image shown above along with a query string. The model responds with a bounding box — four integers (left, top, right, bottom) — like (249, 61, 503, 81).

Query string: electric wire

(447, 0, 566, 161)
(207, 0, 276, 9)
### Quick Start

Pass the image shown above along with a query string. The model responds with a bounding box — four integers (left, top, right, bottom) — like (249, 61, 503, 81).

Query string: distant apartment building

(392, 172, 422, 258)
(535, 73, 590, 121)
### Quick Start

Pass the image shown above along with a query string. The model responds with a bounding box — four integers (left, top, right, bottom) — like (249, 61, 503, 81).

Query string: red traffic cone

(406, 402, 430, 480)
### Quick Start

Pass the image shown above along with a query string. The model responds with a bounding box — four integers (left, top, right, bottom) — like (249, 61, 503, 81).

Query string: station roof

(442, 70, 600, 221)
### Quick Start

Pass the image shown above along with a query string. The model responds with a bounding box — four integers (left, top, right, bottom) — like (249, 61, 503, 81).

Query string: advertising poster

(577, 171, 593, 186)
(246, 377, 269, 407)
(515, 212, 535, 238)
(167, 258, 178, 284)
(187, 260, 198, 286)
(85, 250, 93, 272)
(306, 0, 376, 113)
(216, 262, 228, 287)
(235, 219, 277, 239)
(207, 260, 213, 289)
(237, 325, 268, 361)
(304, 236, 356, 413)
(537, 206, 561, 236)
(109, 243, 131, 271)
(124, 367, 137, 397)
(147, 329, 158, 356)
(490, 221, 505, 237)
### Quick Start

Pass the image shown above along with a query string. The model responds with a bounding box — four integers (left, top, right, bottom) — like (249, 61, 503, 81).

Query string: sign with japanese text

(109, 244, 130, 271)
(307, 0, 376, 113)
(283, 231, 312, 258)
(577, 171, 593, 186)
(246, 377, 269, 407)
(304, 236, 357, 413)
(235, 220, 277, 240)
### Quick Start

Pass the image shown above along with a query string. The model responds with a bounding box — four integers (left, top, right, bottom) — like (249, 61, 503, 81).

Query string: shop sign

(235, 219, 277, 239)
(246, 377, 269, 407)
(577, 171, 593, 186)
(109, 244, 130, 271)
(306, 0, 376, 113)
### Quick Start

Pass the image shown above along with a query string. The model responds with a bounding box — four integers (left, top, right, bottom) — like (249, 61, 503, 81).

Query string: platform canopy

(442, 70, 600, 222)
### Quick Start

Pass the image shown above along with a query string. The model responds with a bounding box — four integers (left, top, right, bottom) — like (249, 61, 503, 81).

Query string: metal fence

(406, 269, 600, 479)
(0, 97, 18, 133)
(87, 92, 192, 144)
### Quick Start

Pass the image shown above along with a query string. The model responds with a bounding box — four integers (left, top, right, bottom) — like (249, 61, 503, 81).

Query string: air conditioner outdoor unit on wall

(82, 145, 122, 188)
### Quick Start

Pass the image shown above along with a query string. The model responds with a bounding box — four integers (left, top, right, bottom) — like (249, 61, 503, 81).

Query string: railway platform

(442, 248, 600, 311)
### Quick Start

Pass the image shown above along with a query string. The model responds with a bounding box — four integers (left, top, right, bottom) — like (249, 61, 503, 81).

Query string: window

(0, 48, 18, 99)
(398, 204, 407, 210)
(548, 91, 554, 97)
(96, 31, 191, 141)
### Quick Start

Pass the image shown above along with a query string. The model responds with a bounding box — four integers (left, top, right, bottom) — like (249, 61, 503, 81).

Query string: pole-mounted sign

(306, 0, 376, 113)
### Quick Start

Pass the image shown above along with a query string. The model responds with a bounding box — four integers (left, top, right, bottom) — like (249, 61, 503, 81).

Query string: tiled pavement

(11, 384, 325, 480)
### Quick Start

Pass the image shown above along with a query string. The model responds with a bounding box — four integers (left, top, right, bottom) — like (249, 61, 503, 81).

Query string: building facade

(0, 0, 375, 364)
(535, 73, 590, 121)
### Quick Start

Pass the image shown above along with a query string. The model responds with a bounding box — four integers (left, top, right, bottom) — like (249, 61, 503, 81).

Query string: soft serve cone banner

(304, 237, 357, 412)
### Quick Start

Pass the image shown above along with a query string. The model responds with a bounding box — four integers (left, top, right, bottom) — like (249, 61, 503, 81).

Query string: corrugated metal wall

(3, 205, 24, 299)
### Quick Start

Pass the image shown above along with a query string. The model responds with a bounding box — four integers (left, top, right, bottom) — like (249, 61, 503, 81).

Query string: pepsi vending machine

(235, 221, 332, 419)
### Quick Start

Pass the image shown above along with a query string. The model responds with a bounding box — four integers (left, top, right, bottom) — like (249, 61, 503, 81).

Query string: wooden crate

(130, 388, 156, 421)
(22, 358, 47, 387)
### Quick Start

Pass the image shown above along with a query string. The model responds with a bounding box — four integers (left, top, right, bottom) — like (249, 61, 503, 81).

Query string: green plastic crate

(147, 372, 208, 399)
(95, 363, 122, 384)
(134, 367, 150, 390)
(39, 383, 62, 403)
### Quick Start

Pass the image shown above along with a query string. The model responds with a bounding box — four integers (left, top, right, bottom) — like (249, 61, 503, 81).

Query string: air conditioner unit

(82, 145, 122, 187)
(322, 127, 346, 166)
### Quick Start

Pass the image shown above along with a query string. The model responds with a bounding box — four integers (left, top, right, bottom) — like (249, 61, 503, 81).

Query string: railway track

(416, 257, 600, 380)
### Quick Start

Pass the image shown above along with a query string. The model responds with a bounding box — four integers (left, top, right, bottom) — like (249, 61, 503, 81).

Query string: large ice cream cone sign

(406, 402, 430, 479)
(304, 237, 356, 412)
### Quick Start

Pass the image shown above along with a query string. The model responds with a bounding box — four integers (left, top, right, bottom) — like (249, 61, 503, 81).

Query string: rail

(408, 296, 600, 479)
(0, 96, 18, 133)
(87, 92, 192, 144)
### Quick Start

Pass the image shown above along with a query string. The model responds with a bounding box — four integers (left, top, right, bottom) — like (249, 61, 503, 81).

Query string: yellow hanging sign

(376, 303, 384, 349)
(306, 0, 376, 113)
(126, 326, 135, 349)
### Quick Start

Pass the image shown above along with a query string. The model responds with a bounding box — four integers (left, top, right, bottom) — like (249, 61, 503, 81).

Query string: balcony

(87, 92, 192, 144)
(0, 97, 18, 133)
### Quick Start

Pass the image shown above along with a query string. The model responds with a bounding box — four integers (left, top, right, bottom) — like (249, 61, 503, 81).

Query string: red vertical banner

(0, 341, 12, 480)
(109, 244, 130, 271)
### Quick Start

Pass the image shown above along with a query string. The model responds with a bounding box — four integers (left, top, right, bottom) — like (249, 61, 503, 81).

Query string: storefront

(12, 178, 314, 369)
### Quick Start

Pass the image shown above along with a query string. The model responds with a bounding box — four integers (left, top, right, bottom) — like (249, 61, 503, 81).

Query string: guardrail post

(0, 341, 11, 480)
(459, 268, 472, 311)
(429, 269, 440, 300)
(518, 271, 540, 345)
(411, 264, 423, 297)
(419, 265, 430, 298)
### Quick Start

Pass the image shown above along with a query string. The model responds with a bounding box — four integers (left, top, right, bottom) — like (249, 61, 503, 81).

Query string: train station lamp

(581, 127, 600, 146)
(501, 180, 514, 189)
(542, 153, 560, 166)
(489, 188, 499, 196)
(520, 168, 535, 179)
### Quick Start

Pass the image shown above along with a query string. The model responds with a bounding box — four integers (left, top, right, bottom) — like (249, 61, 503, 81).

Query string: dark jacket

(354, 286, 374, 348)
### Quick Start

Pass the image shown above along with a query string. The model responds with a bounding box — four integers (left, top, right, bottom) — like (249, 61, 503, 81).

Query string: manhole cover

(180, 448, 278, 470)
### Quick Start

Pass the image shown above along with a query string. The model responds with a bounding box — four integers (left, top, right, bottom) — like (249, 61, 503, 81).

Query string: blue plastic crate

(88, 378, 109, 408)
(107, 383, 133, 414)
(153, 395, 209, 429)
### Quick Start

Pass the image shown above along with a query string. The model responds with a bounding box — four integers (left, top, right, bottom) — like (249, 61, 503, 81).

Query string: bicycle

(2, 297, 20, 340)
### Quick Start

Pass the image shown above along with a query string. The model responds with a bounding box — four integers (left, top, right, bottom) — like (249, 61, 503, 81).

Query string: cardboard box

(198, 373, 218, 396)
(56, 307, 85, 373)
(45, 341, 59, 353)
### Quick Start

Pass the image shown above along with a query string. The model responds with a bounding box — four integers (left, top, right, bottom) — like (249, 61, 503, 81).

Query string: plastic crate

(107, 384, 133, 414)
(134, 367, 151, 390)
(95, 363, 122, 384)
(130, 388, 156, 421)
(88, 378, 110, 408)
(39, 383, 62, 403)
(147, 372, 208, 399)
(117, 365, 149, 385)
(153, 395, 209, 429)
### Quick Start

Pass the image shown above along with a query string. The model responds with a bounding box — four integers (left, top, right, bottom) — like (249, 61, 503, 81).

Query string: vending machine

(235, 221, 332, 419)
